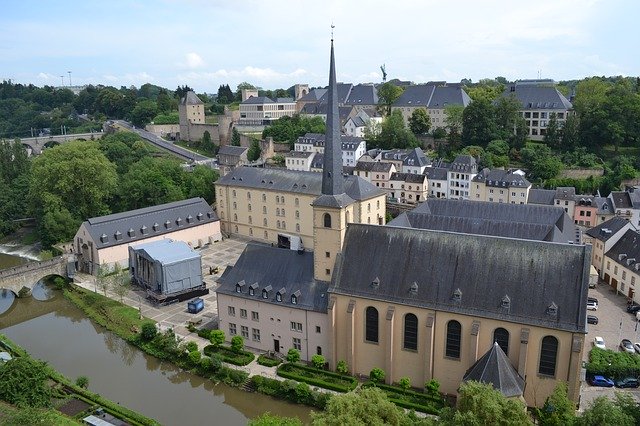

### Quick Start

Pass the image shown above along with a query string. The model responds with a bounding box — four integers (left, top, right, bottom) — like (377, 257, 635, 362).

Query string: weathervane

(331, 23, 335, 41)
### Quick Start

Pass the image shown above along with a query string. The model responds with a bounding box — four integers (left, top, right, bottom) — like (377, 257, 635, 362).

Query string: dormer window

(249, 282, 258, 296)
(196, 213, 203, 221)
(140, 225, 148, 235)
(128, 228, 135, 237)
(186, 215, 193, 223)
(114, 231, 123, 241)
(262, 289, 268, 299)
(409, 282, 418, 295)
(501, 295, 511, 310)
(176, 217, 183, 226)
(235, 280, 245, 293)
(276, 293, 282, 302)
(371, 277, 380, 289)
(164, 220, 171, 229)
(291, 290, 301, 304)
(100, 234, 108, 243)
(452, 288, 462, 303)
(153, 222, 160, 231)
(546, 302, 558, 317)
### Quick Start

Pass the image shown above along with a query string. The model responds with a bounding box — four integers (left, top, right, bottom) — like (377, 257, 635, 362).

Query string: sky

(1, 0, 638, 93)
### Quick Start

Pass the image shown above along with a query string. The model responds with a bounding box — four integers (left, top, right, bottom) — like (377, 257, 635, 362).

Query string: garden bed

(276, 363, 357, 393)
(257, 354, 282, 367)
(361, 382, 444, 414)
(203, 345, 255, 366)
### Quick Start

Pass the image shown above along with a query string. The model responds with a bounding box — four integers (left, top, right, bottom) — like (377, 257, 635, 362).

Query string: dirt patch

(57, 398, 91, 416)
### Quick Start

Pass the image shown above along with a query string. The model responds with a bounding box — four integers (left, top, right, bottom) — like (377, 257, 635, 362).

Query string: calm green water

(0, 252, 29, 269)
(0, 292, 313, 425)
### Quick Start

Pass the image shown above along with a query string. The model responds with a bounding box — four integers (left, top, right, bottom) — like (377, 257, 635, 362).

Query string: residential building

(424, 166, 448, 199)
(391, 83, 471, 128)
(328, 224, 590, 407)
(553, 187, 577, 217)
(388, 172, 429, 204)
(402, 148, 431, 174)
(285, 151, 315, 172)
(74, 198, 221, 274)
(239, 96, 296, 126)
(529, 188, 614, 227)
(601, 229, 640, 301)
(501, 80, 573, 141)
(448, 155, 477, 200)
(609, 187, 640, 227)
(294, 133, 366, 167)
(344, 109, 382, 138)
(354, 161, 396, 190)
(471, 169, 530, 204)
(584, 217, 633, 277)
(218, 145, 249, 176)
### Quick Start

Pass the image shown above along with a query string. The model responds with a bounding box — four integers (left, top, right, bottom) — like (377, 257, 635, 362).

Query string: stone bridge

(0, 256, 72, 296)
(14, 132, 103, 155)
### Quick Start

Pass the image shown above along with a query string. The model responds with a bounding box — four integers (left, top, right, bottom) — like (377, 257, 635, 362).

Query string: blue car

(589, 375, 614, 387)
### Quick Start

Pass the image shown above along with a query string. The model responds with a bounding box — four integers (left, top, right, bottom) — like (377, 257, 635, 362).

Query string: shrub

(231, 335, 244, 353)
(250, 376, 331, 410)
(361, 381, 445, 414)
(140, 322, 157, 341)
(75, 376, 89, 389)
(336, 360, 349, 375)
(311, 354, 325, 369)
(277, 363, 357, 392)
(398, 377, 411, 391)
(210, 353, 223, 372)
(286, 348, 301, 363)
(188, 350, 202, 365)
(210, 329, 225, 347)
(295, 382, 312, 404)
(369, 367, 386, 384)
(257, 354, 282, 367)
(203, 345, 255, 366)
(425, 379, 440, 398)
(221, 367, 248, 386)
(185, 341, 198, 353)
(197, 328, 212, 339)
(198, 356, 212, 373)
(587, 347, 640, 379)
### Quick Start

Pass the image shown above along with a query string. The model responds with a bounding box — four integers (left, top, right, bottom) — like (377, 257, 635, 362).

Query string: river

(0, 290, 313, 425)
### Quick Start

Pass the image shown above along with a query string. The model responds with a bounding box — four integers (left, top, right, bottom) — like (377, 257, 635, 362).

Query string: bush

(369, 367, 386, 383)
(587, 347, 640, 379)
(210, 353, 223, 372)
(257, 354, 282, 367)
(361, 381, 444, 414)
(140, 322, 157, 341)
(277, 363, 357, 393)
(250, 376, 331, 409)
(398, 377, 411, 391)
(188, 350, 202, 365)
(231, 335, 244, 353)
(185, 341, 198, 353)
(336, 360, 349, 375)
(75, 376, 89, 389)
(209, 329, 224, 346)
(286, 348, 301, 363)
(311, 354, 325, 369)
(198, 328, 213, 340)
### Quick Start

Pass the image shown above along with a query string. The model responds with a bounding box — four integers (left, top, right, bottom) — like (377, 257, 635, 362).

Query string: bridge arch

(43, 140, 60, 149)
(0, 256, 72, 297)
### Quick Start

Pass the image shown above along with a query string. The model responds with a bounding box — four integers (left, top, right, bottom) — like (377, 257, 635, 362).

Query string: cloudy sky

(1, 0, 637, 92)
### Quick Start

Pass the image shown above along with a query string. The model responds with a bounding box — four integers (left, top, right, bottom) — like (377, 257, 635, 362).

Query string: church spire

(321, 34, 345, 196)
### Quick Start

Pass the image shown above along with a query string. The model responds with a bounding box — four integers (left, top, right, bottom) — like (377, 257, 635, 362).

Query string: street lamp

(67, 71, 72, 87)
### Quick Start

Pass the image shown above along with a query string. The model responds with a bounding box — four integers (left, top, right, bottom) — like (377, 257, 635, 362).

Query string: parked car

(587, 315, 599, 325)
(587, 300, 598, 311)
(588, 297, 599, 305)
(616, 377, 640, 388)
(589, 375, 614, 387)
(628, 304, 640, 313)
(634, 343, 640, 354)
(620, 339, 635, 354)
(594, 336, 606, 350)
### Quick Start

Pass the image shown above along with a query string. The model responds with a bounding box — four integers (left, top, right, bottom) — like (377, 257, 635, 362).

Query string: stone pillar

(346, 300, 356, 373)
(469, 320, 481, 365)
(424, 313, 435, 383)
(518, 328, 530, 377)
(385, 306, 395, 384)
(328, 297, 337, 370)
(567, 334, 584, 403)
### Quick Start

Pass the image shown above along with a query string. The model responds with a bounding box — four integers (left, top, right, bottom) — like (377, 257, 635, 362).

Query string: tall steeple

(321, 36, 345, 196)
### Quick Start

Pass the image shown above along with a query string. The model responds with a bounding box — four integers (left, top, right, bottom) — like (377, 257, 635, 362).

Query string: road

(112, 120, 211, 163)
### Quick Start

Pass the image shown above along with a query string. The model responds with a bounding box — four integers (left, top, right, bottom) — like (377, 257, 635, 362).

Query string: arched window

(403, 314, 418, 350)
(276, 196, 280, 203)
(445, 320, 462, 359)
(247, 192, 251, 200)
(323, 213, 331, 228)
(277, 220, 281, 229)
(295, 210, 300, 219)
(263, 206, 267, 214)
(295, 198, 299, 207)
(282, 221, 286, 229)
(365, 306, 379, 343)
(276, 208, 280, 216)
(234, 225, 238, 233)
(282, 208, 285, 216)
(233, 202, 237, 210)
(346, 210, 350, 223)
(296, 223, 300, 232)
(263, 218, 267, 226)
(248, 203, 252, 211)
(232, 190, 236, 197)
(493, 328, 510, 355)
(248, 216, 252, 224)
(367, 203, 371, 212)
(264, 231, 268, 239)
(233, 213, 237, 222)
(538, 336, 558, 376)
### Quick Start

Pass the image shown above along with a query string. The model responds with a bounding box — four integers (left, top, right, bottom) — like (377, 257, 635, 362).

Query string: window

(232, 190, 237, 197)
(291, 294, 298, 304)
(252, 328, 261, 342)
(252, 311, 259, 321)
(263, 206, 267, 214)
(623, 271, 627, 280)
(445, 320, 462, 359)
(248, 203, 252, 212)
(538, 336, 558, 376)
(263, 218, 267, 226)
(493, 328, 510, 355)
(295, 197, 299, 206)
(317, 346, 322, 355)
(240, 309, 247, 319)
(316, 326, 321, 333)
(248, 216, 252, 224)
(615, 266, 618, 274)
(233, 214, 237, 222)
(323, 213, 331, 228)
(249, 287, 254, 296)
(325, 268, 330, 275)
(233, 202, 237, 210)
(290, 321, 303, 332)
(365, 306, 379, 343)
(229, 323, 237, 335)
(247, 192, 251, 200)
(241, 325, 249, 338)
(228, 306, 235, 316)
(403, 313, 418, 350)
(293, 337, 302, 350)
(325, 251, 330, 258)
(296, 224, 300, 232)
(262, 194, 266, 202)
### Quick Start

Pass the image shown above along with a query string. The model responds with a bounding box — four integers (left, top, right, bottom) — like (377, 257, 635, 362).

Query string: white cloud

(184, 52, 204, 69)
(37, 72, 56, 80)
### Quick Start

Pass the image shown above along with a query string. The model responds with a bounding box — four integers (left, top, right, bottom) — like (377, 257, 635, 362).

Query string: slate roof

(393, 84, 470, 108)
(394, 85, 436, 107)
(216, 243, 329, 313)
(472, 168, 530, 188)
(216, 167, 385, 201)
(403, 148, 430, 168)
(390, 172, 428, 184)
(300, 104, 354, 123)
(502, 85, 572, 110)
(218, 145, 248, 157)
(241, 96, 275, 105)
(387, 198, 577, 243)
(330, 224, 590, 333)
(555, 187, 576, 200)
(355, 161, 395, 173)
(298, 88, 327, 102)
(348, 116, 367, 127)
(286, 150, 314, 159)
(429, 85, 472, 108)
(180, 91, 203, 105)
(610, 191, 633, 209)
(130, 239, 199, 265)
(606, 229, 640, 274)
(296, 133, 365, 150)
(344, 84, 378, 106)
(80, 198, 217, 250)
(593, 196, 615, 215)
(317, 83, 353, 105)
(424, 167, 449, 181)
(527, 189, 556, 205)
(450, 155, 477, 173)
(463, 342, 525, 398)
(585, 217, 630, 242)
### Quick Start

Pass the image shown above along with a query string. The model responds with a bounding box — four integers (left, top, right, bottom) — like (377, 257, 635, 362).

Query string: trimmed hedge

(276, 363, 357, 393)
(361, 382, 445, 415)
(197, 328, 213, 340)
(257, 354, 282, 367)
(251, 375, 331, 409)
(203, 344, 255, 366)
(587, 347, 640, 379)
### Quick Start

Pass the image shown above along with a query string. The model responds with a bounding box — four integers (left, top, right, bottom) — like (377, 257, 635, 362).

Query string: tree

(217, 84, 234, 104)
(231, 335, 244, 353)
(185, 341, 198, 353)
(188, 350, 202, 365)
(494, 95, 527, 149)
(408, 108, 431, 135)
(537, 382, 576, 426)
(75, 376, 89, 389)
(377, 82, 404, 117)
(111, 264, 130, 302)
(544, 113, 561, 149)
(201, 130, 215, 154)
(376, 109, 419, 149)
(95, 263, 111, 295)
(185, 165, 218, 204)
(576, 396, 633, 426)
(398, 377, 411, 392)
(117, 157, 185, 211)
(175, 85, 194, 100)
(464, 79, 505, 102)
(156, 91, 173, 114)
(369, 367, 385, 383)
(210, 330, 225, 347)
(247, 140, 261, 162)
(520, 143, 563, 181)
(262, 115, 325, 147)
(311, 354, 325, 369)
(140, 322, 157, 341)
(336, 360, 349, 374)
(439, 381, 532, 426)
(231, 128, 241, 146)
(461, 98, 496, 147)
(130, 99, 158, 127)
(561, 113, 579, 150)
(249, 413, 303, 426)
(286, 348, 301, 363)
(444, 104, 464, 143)
(613, 392, 640, 425)
(0, 357, 52, 408)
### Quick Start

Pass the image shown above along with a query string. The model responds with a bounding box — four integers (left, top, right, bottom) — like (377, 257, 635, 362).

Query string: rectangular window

(252, 311, 259, 321)
(228, 306, 235, 316)
(252, 328, 261, 342)
(623, 271, 627, 280)
(229, 323, 237, 335)
(316, 326, 321, 333)
(241, 325, 249, 338)
(293, 337, 301, 350)
(240, 309, 247, 319)
(290, 322, 303, 332)
(615, 266, 618, 274)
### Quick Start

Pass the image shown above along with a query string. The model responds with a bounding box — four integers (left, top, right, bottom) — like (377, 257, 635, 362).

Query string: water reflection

(32, 279, 56, 301)
(0, 289, 15, 315)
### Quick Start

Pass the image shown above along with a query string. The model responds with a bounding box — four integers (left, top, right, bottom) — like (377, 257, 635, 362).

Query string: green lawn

(600, 144, 640, 162)
(173, 140, 215, 158)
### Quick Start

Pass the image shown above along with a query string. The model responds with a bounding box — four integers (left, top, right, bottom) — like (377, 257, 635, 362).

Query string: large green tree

(462, 98, 496, 147)
(576, 396, 634, 426)
(130, 99, 158, 127)
(543, 113, 561, 149)
(375, 109, 419, 150)
(247, 140, 262, 162)
(537, 382, 576, 426)
(0, 357, 52, 408)
(408, 108, 431, 135)
(444, 104, 465, 144)
(494, 95, 527, 149)
(117, 157, 185, 211)
(377, 82, 404, 117)
(262, 115, 325, 148)
(520, 143, 563, 181)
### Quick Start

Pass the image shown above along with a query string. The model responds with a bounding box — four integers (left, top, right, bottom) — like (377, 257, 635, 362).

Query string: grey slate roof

(606, 229, 640, 274)
(344, 84, 378, 106)
(180, 91, 204, 106)
(463, 342, 525, 398)
(610, 191, 633, 209)
(502, 85, 572, 110)
(390, 172, 428, 184)
(349, 116, 366, 127)
(300, 104, 354, 123)
(424, 167, 448, 181)
(330, 224, 590, 333)
(299, 88, 327, 102)
(218, 145, 248, 157)
(387, 199, 577, 243)
(394, 85, 436, 107)
(296, 133, 364, 150)
(393, 84, 470, 108)
(355, 161, 395, 173)
(241, 96, 275, 105)
(317, 83, 353, 105)
(429, 85, 472, 108)
(593, 196, 615, 215)
(585, 217, 630, 242)
(403, 148, 430, 168)
(286, 150, 314, 159)
(472, 168, 530, 188)
(216, 243, 329, 313)
(527, 188, 556, 205)
(216, 167, 385, 201)
(81, 198, 217, 250)
(555, 187, 576, 200)
(450, 155, 477, 173)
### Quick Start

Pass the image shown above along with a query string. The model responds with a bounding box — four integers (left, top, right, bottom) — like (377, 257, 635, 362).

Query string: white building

(294, 133, 366, 167)
(239, 96, 296, 126)
(448, 155, 478, 200)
